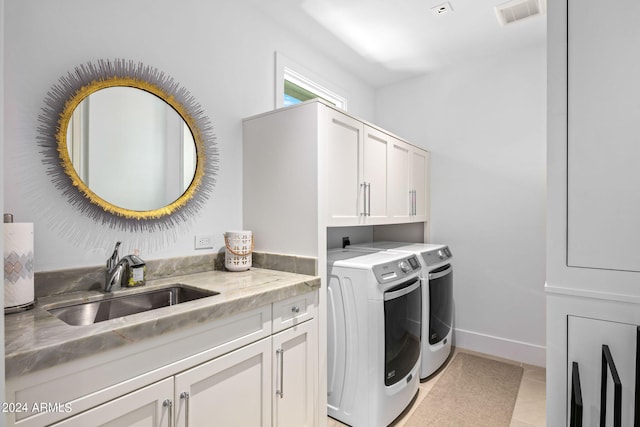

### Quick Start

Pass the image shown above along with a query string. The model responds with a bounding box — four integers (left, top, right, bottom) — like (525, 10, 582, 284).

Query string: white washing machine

(349, 242, 453, 379)
(327, 248, 422, 427)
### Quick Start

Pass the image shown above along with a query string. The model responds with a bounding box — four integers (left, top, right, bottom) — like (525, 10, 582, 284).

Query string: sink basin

(48, 285, 219, 326)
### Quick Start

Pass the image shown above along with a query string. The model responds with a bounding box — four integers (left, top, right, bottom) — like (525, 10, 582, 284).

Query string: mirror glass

(66, 87, 197, 211)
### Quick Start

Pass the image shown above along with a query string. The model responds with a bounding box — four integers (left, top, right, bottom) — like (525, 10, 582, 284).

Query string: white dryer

(349, 242, 453, 379)
(327, 248, 422, 427)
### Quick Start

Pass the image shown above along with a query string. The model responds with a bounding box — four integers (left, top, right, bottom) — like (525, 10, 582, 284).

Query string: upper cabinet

(388, 138, 428, 223)
(325, 110, 392, 224)
(566, 0, 640, 272)
(243, 100, 429, 250)
(325, 107, 429, 227)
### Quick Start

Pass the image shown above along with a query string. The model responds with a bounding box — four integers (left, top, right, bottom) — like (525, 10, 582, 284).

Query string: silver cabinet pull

(360, 183, 367, 216)
(411, 190, 416, 215)
(413, 190, 417, 215)
(276, 348, 284, 398)
(180, 392, 190, 427)
(367, 183, 371, 216)
(163, 399, 173, 427)
(410, 189, 417, 215)
(291, 306, 300, 314)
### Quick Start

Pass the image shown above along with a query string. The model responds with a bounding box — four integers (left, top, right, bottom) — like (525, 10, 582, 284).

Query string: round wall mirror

(38, 59, 217, 232)
(66, 86, 197, 211)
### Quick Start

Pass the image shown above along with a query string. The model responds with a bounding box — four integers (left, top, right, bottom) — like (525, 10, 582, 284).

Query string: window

(275, 52, 348, 110)
(284, 80, 321, 107)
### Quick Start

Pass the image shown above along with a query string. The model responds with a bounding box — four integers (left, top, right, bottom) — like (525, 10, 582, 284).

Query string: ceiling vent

(495, 0, 545, 26)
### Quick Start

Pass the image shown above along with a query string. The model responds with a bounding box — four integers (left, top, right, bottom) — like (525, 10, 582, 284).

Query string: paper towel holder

(4, 214, 36, 314)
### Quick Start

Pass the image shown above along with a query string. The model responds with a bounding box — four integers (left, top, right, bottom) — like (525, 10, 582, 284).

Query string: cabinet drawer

(272, 291, 317, 333)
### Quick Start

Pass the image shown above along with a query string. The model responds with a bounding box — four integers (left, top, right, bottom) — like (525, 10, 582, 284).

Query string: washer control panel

(421, 246, 452, 267)
(372, 255, 420, 283)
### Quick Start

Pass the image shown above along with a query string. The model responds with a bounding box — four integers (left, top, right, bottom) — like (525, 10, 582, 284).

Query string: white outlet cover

(195, 235, 213, 249)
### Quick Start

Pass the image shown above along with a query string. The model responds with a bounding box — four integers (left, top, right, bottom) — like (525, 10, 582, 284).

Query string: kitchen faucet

(105, 242, 147, 291)
(105, 241, 125, 292)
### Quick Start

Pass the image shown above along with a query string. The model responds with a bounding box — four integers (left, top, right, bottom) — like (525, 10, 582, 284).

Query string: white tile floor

(327, 348, 547, 427)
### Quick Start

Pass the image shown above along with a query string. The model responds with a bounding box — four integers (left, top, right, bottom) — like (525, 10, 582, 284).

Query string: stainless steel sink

(48, 285, 219, 326)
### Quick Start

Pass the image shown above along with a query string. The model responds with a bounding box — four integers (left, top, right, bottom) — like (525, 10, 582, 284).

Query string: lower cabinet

(175, 337, 272, 427)
(51, 378, 174, 427)
(567, 316, 638, 426)
(272, 320, 316, 427)
(45, 294, 317, 427)
(172, 320, 316, 427)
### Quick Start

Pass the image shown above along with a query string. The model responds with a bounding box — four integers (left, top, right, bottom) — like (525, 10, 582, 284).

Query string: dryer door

(428, 264, 453, 344)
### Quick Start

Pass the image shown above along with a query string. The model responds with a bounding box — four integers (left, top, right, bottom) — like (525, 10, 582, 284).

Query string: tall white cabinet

(243, 100, 430, 426)
(547, 0, 640, 425)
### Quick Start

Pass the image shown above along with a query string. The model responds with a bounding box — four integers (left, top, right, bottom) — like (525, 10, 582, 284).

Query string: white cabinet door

(174, 337, 272, 427)
(567, 316, 637, 426)
(326, 108, 364, 225)
(325, 110, 392, 225)
(362, 126, 389, 222)
(567, 0, 640, 271)
(388, 139, 429, 222)
(388, 138, 411, 221)
(410, 147, 428, 222)
(51, 378, 173, 427)
(272, 320, 317, 427)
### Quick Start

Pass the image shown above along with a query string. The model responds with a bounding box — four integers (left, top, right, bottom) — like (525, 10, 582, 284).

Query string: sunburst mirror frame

(37, 59, 218, 233)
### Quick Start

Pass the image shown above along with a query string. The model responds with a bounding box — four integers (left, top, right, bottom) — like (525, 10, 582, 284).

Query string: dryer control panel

(421, 246, 452, 267)
(372, 255, 420, 284)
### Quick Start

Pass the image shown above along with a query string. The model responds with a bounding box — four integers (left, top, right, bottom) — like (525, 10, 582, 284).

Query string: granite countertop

(5, 267, 320, 379)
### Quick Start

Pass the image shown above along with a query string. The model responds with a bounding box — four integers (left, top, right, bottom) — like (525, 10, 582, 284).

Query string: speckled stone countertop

(5, 267, 320, 379)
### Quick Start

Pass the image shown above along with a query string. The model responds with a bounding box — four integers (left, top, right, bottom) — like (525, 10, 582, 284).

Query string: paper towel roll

(4, 223, 35, 311)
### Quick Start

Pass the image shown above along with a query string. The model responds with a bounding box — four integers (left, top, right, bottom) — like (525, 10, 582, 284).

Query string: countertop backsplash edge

(35, 251, 318, 298)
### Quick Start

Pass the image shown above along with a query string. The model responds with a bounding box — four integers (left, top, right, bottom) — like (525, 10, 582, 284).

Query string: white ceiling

(250, 0, 547, 88)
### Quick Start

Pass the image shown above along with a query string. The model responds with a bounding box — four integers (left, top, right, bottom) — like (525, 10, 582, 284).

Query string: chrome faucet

(105, 242, 147, 291)
(105, 241, 125, 292)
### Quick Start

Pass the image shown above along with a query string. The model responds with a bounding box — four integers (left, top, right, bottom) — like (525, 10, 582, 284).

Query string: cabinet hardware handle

(411, 190, 417, 215)
(570, 362, 583, 427)
(163, 399, 173, 427)
(409, 190, 413, 216)
(360, 183, 367, 216)
(367, 183, 371, 216)
(276, 348, 284, 398)
(180, 392, 190, 427)
(291, 306, 300, 314)
(600, 344, 622, 427)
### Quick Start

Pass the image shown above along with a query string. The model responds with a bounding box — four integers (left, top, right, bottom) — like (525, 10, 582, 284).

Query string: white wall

(3, 0, 375, 272)
(375, 44, 547, 366)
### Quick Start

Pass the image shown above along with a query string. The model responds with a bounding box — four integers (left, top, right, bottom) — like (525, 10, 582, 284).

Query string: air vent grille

(495, 0, 545, 26)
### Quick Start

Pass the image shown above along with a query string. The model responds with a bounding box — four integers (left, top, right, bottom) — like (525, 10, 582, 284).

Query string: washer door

(384, 278, 421, 386)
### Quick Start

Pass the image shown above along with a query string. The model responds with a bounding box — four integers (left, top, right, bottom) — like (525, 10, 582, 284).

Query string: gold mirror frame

(37, 59, 218, 232)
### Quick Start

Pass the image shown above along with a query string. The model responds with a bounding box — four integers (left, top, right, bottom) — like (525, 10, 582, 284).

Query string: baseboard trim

(453, 328, 546, 367)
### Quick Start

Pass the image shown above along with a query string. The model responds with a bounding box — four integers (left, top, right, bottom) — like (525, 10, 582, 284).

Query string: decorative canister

(224, 230, 253, 271)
